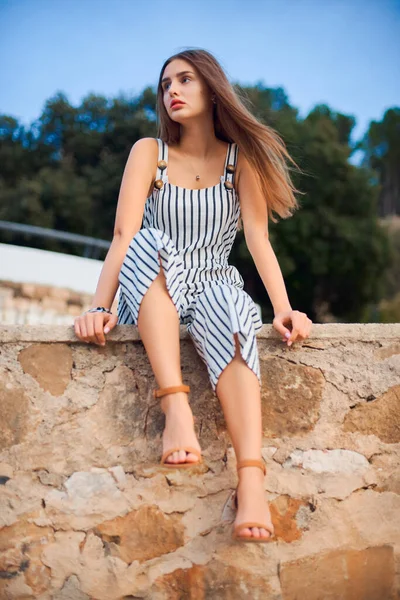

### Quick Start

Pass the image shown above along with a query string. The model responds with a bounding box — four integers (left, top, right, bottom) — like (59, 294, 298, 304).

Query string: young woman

(74, 48, 312, 543)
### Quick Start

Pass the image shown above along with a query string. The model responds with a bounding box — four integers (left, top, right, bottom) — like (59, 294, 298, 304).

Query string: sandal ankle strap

(154, 384, 190, 398)
(236, 459, 266, 476)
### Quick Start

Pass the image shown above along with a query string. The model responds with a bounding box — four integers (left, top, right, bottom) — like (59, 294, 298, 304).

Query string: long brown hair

(156, 48, 302, 227)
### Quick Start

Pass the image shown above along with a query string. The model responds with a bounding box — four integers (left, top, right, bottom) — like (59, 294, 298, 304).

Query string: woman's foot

(234, 465, 274, 540)
(160, 391, 202, 464)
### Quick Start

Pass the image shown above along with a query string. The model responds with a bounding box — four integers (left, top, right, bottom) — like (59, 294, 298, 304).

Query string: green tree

(0, 85, 395, 323)
(358, 107, 400, 216)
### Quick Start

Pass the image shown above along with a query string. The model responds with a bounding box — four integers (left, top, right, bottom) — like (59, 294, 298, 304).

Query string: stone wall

(0, 323, 399, 599)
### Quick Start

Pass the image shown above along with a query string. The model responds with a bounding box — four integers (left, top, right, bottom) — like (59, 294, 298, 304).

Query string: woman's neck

(177, 120, 219, 159)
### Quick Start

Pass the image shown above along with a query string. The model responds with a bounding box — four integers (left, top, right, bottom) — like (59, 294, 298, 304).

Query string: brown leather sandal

(231, 459, 275, 543)
(154, 384, 202, 468)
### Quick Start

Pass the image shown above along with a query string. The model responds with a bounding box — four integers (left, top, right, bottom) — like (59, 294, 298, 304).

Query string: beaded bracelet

(85, 307, 113, 315)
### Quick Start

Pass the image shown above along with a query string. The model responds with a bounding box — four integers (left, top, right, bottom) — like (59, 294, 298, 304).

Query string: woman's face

(161, 58, 212, 122)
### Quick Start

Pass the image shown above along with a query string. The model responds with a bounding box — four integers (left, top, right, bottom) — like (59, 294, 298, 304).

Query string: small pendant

(196, 175, 200, 181)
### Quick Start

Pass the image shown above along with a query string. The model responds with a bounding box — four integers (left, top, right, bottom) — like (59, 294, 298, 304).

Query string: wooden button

(154, 179, 164, 189)
(226, 164, 235, 173)
(157, 160, 167, 171)
(224, 180, 234, 190)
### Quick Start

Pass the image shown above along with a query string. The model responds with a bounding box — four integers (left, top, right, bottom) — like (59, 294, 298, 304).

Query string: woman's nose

(168, 81, 180, 96)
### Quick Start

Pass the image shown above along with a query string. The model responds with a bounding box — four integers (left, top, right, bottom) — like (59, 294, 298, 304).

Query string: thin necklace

(179, 147, 214, 181)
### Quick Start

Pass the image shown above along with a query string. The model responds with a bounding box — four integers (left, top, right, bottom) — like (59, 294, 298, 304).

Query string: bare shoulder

(129, 137, 158, 165)
(235, 146, 267, 240)
(236, 148, 257, 186)
(132, 136, 158, 150)
(128, 137, 159, 195)
(113, 138, 159, 239)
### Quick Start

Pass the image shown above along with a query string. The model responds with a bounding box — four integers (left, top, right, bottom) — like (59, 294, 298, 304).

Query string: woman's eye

(164, 76, 191, 91)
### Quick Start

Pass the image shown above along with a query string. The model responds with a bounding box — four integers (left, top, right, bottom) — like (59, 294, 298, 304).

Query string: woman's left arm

(236, 153, 312, 346)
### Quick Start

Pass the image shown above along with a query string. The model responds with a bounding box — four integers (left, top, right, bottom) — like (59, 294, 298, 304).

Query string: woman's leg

(215, 334, 273, 539)
(137, 256, 201, 464)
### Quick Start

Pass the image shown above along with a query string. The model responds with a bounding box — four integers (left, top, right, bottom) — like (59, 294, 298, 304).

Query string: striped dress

(117, 138, 263, 392)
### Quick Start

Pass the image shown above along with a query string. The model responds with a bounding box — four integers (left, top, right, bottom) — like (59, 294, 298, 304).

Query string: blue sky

(0, 0, 399, 147)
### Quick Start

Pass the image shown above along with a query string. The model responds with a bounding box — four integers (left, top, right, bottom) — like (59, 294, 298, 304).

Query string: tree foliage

(0, 85, 397, 322)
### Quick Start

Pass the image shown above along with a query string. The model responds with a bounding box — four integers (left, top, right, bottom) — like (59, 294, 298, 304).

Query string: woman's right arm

(74, 137, 158, 346)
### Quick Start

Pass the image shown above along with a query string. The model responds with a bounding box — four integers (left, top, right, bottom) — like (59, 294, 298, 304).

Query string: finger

(94, 313, 106, 345)
(295, 321, 308, 339)
(109, 314, 118, 331)
(278, 329, 292, 343)
(104, 313, 117, 334)
(86, 315, 97, 344)
(291, 321, 311, 343)
(74, 318, 82, 340)
(287, 327, 300, 345)
(80, 318, 89, 342)
(273, 319, 292, 338)
(87, 316, 99, 344)
(103, 316, 110, 335)
(288, 314, 308, 342)
(303, 322, 312, 338)
(294, 318, 312, 341)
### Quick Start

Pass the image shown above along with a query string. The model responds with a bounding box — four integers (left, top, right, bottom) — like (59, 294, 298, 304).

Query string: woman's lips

(171, 101, 185, 109)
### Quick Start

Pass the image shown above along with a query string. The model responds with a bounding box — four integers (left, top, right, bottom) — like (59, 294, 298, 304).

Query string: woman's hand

(74, 310, 118, 346)
(272, 310, 312, 347)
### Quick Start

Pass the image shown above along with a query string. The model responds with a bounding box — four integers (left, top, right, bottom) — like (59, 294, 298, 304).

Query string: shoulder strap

(156, 138, 168, 180)
(224, 142, 238, 186)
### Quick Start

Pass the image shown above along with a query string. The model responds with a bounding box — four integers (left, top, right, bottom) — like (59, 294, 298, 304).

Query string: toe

(259, 528, 271, 539)
(236, 527, 252, 539)
(164, 449, 201, 464)
(166, 451, 178, 463)
(178, 449, 187, 462)
(185, 452, 200, 463)
(251, 527, 261, 538)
